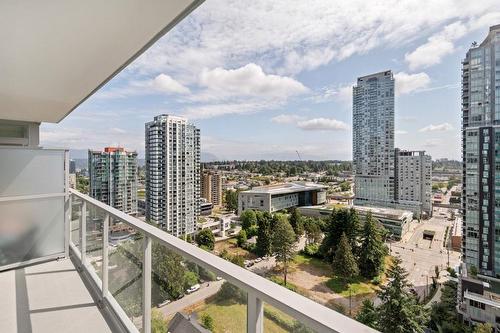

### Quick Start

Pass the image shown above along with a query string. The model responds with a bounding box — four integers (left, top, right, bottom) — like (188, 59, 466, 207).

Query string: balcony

(0, 149, 375, 333)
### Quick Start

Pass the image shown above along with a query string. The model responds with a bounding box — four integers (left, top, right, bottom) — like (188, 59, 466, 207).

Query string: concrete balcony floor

(0, 258, 114, 333)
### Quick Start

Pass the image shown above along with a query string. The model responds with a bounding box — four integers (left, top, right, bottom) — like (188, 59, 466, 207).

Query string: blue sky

(40, 0, 500, 161)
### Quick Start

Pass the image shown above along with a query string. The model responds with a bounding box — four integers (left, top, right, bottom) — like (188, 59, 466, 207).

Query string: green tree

(332, 233, 359, 280)
(195, 228, 215, 250)
(473, 323, 493, 333)
(320, 208, 360, 259)
(303, 217, 322, 245)
(201, 313, 215, 331)
(183, 270, 199, 289)
(356, 299, 378, 329)
(289, 208, 304, 238)
(256, 212, 273, 257)
(152, 244, 187, 301)
(339, 181, 350, 192)
(377, 257, 429, 333)
(151, 309, 168, 333)
(224, 189, 238, 212)
(240, 209, 257, 231)
(217, 281, 246, 303)
(76, 175, 89, 194)
(359, 212, 385, 278)
(271, 214, 297, 286)
(236, 229, 247, 247)
(429, 281, 469, 333)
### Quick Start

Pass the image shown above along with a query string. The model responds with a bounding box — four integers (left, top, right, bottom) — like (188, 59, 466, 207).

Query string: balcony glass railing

(68, 188, 376, 333)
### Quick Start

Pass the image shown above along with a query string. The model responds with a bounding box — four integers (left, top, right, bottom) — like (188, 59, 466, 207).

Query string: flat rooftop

(242, 182, 327, 195)
(300, 204, 412, 220)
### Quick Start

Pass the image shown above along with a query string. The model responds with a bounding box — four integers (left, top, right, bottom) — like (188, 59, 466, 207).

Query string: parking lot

(389, 207, 460, 299)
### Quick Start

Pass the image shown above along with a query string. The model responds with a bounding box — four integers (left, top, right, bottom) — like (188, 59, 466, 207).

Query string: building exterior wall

(462, 25, 500, 276)
(353, 70, 395, 207)
(145, 115, 200, 237)
(201, 171, 222, 206)
(88, 147, 138, 214)
(238, 192, 271, 214)
(394, 149, 432, 217)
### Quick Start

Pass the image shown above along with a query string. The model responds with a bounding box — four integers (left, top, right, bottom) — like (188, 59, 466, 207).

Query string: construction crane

(296, 150, 302, 161)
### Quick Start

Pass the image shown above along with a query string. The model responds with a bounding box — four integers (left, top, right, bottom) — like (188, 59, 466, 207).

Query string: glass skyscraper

(462, 24, 500, 276)
(353, 70, 396, 207)
(145, 115, 201, 237)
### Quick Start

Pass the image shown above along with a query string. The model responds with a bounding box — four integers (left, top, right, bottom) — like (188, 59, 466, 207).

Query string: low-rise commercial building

(238, 182, 327, 215)
(458, 263, 500, 329)
(298, 205, 413, 239)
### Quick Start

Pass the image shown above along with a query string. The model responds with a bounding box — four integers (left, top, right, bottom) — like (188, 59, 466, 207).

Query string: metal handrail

(69, 188, 377, 333)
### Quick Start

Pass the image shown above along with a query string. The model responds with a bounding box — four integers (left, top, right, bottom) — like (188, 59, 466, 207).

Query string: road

(157, 279, 225, 317)
(249, 236, 307, 275)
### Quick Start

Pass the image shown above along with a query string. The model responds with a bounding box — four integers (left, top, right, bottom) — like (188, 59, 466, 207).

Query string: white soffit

(0, 0, 203, 123)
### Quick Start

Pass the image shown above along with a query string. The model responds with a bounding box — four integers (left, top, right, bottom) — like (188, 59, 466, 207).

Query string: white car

(254, 258, 262, 263)
(216, 276, 223, 281)
(186, 284, 200, 294)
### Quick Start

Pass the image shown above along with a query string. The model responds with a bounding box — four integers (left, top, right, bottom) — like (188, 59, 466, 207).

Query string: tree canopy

(195, 228, 215, 250)
(271, 214, 297, 285)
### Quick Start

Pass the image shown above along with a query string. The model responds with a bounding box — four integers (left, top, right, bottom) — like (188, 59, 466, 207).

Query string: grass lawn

(293, 254, 331, 271)
(325, 276, 376, 297)
(213, 239, 256, 260)
(325, 256, 392, 297)
(197, 300, 289, 333)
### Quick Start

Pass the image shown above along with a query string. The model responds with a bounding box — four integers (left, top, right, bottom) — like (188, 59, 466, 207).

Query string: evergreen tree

(289, 207, 304, 239)
(359, 212, 385, 278)
(377, 257, 429, 333)
(332, 233, 359, 280)
(303, 217, 322, 245)
(320, 208, 360, 259)
(356, 299, 378, 329)
(271, 214, 297, 286)
(256, 212, 273, 257)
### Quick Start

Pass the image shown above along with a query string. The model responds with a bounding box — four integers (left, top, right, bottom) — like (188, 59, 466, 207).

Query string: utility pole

(349, 287, 352, 316)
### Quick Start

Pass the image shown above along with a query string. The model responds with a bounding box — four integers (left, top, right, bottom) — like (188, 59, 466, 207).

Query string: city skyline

(39, 1, 500, 160)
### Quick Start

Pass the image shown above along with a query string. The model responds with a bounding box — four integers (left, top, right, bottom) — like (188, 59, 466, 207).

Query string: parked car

(157, 299, 171, 307)
(254, 258, 262, 263)
(216, 276, 223, 281)
(186, 284, 200, 294)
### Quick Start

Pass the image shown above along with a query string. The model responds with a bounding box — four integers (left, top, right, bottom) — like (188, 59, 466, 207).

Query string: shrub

(201, 313, 215, 331)
(371, 276, 381, 285)
(302, 243, 320, 257)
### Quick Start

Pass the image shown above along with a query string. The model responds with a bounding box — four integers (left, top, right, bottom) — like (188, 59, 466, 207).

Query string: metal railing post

(102, 213, 109, 301)
(80, 200, 87, 265)
(142, 236, 152, 333)
(64, 194, 72, 257)
(247, 293, 264, 333)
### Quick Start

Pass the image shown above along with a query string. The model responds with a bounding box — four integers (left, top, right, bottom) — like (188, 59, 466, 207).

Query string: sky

(40, 0, 500, 161)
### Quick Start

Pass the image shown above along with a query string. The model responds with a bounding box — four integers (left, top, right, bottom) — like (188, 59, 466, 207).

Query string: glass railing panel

(264, 303, 317, 333)
(108, 217, 144, 331)
(70, 195, 82, 251)
(0, 196, 65, 268)
(151, 240, 248, 332)
(85, 203, 105, 282)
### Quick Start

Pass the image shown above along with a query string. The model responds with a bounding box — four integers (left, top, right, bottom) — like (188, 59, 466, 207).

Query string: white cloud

(405, 13, 500, 70)
(152, 74, 190, 94)
(423, 139, 441, 148)
(198, 63, 308, 99)
(311, 84, 353, 105)
(296, 118, 349, 131)
(271, 114, 306, 124)
(419, 123, 454, 132)
(130, 0, 500, 79)
(394, 72, 431, 95)
(395, 130, 408, 135)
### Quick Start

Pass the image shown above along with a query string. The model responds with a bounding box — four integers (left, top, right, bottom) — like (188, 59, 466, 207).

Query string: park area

(268, 254, 391, 315)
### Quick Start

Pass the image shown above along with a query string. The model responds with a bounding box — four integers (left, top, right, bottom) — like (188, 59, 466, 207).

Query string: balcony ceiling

(0, 0, 203, 123)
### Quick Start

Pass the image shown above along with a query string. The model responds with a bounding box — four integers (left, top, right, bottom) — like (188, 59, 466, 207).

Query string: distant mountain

(201, 152, 218, 162)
